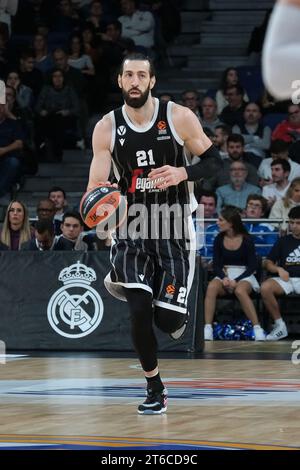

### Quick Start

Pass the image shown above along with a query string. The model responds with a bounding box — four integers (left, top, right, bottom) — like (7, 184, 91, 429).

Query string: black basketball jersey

(109, 98, 196, 211)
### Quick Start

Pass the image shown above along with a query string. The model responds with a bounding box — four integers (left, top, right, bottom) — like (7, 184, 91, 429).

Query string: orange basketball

(80, 185, 126, 230)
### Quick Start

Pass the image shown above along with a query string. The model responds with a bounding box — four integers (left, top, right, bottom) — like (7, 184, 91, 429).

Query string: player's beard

(122, 85, 151, 108)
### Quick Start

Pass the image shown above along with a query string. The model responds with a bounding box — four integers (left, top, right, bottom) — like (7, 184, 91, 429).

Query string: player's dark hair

(119, 53, 155, 77)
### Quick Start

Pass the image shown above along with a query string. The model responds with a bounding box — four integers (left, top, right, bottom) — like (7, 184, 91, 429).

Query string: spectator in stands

(86, 0, 106, 37)
(262, 158, 291, 207)
(52, 47, 85, 98)
(219, 84, 248, 128)
(204, 205, 265, 341)
(32, 33, 54, 73)
(52, 47, 89, 142)
(272, 103, 300, 143)
(36, 198, 61, 235)
(81, 22, 99, 64)
(258, 139, 300, 183)
(12, 0, 50, 35)
(269, 177, 300, 231)
(181, 89, 201, 121)
(243, 194, 278, 256)
(35, 68, 80, 161)
(6, 70, 33, 111)
(118, 0, 155, 54)
(18, 51, 44, 99)
(208, 134, 260, 190)
(60, 211, 94, 251)
(0, 102, 24, 198)
(5, 85, 38, 175)
(36, 198, 56, 220)
(232, 102, 271, 158)
(101, 20, 135, 88)
(52, 0, 82, 33)
(196, 190, 218, 259)
(0, 200, 33, 250)
(158, 93, 175, 104)
(200, 96, 223, 132)
(261, 206, 300, 341)
(0, 30, 8, 77)
(21, 217, 73, 251)
(0, 0, 18, 37)
(68, 32, 95, 76)
(216, 160, 261, 213)
(203, 194, 278, 259)
(214, 124, 230, 160)
(199, 190, 218, 220)
(48, 186, 68, 223)
(215, 67, 249, 114)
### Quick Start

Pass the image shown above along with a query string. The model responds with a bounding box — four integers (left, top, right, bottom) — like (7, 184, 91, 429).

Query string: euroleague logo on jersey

(166, 284, 176, 295)
(156, 120, 170, 140)
(157, 120, 167, 131)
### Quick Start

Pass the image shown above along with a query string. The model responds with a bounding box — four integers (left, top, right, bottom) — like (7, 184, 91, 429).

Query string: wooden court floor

(0, 341, 300, 450)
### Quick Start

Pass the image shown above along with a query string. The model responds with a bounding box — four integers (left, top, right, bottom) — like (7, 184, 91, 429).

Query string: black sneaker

(169, 311, 189, 340)
(138, 388, 168, 415)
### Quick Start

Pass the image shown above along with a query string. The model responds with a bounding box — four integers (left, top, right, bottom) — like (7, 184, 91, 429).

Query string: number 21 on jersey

(136, 149, 155, 167)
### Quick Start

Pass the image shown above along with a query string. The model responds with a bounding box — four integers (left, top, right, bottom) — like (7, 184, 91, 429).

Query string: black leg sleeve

(124, 288, 157, 372)
(154, 306, 186, 334)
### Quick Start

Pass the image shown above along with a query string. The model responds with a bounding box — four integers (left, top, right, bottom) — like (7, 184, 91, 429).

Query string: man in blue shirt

(216, 160, 261, 213)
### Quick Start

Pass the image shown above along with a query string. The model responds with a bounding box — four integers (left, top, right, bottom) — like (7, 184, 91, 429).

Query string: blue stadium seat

(236, 65, 264, 102)
(263, 113, 287, 130)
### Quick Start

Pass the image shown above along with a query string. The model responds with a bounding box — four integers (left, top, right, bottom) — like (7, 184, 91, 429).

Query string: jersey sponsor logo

(117, 125, 126, 136)
(119, 138, 125, 146)
(128, 169, 165, 193)
(138, 274, 145, 281)
(286, 247, 300, 263)
(136, 177, 164, 192)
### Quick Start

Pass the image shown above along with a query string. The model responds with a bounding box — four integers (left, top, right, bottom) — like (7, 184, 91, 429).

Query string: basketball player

(87, 53, 219, 414)
(263, 0, 300, 99)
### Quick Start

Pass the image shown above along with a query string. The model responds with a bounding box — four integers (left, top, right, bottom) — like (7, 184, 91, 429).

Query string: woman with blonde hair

(0, 200, 33, 250)
(269, 177, 300, 230)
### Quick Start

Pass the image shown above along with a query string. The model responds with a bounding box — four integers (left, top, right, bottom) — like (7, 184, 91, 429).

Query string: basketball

(80, 185, 127, 230)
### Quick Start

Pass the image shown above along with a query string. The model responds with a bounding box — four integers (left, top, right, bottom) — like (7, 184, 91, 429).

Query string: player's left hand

(148, 165, 188, 189)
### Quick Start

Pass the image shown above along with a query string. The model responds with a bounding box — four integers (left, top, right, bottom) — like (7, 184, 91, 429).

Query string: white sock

(253, 325, 262, 330)
(205, 324, 212, 328)
(275, 318, 284, 326)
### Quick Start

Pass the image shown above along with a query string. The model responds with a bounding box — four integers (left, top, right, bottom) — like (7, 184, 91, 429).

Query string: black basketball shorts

(104, 235, 195, 314)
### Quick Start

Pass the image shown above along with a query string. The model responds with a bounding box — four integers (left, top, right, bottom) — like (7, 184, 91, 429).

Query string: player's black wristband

(185, 145, 221, 181)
